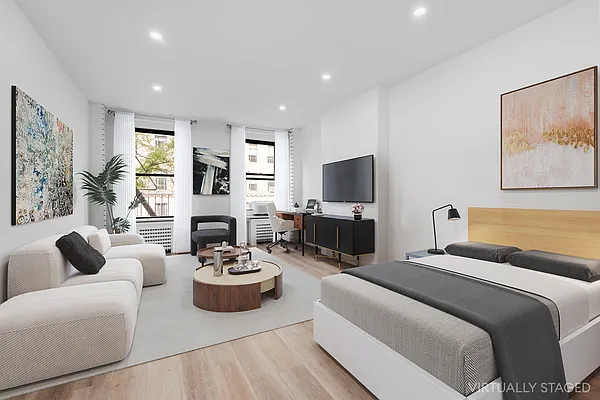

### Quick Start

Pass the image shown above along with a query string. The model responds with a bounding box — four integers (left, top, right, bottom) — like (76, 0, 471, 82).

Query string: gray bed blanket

(343, 262, 567, 400)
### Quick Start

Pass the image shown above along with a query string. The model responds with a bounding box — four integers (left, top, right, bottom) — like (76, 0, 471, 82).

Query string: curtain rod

(227, 124, 293, 134)
(106, 109, 197, 124)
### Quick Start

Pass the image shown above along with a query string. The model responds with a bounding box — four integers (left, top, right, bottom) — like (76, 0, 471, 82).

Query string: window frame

(245, 139, 275, 181)
(135, 127, 175, 220)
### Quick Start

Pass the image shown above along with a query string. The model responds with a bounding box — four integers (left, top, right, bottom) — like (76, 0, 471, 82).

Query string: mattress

(320, 254, 597, 396)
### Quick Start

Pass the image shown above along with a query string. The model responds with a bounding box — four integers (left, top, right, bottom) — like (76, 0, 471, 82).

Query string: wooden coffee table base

(193, 262, 283, 312)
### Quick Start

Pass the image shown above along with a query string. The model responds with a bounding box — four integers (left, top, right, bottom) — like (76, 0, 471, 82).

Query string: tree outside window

(135, 128, 175, 218)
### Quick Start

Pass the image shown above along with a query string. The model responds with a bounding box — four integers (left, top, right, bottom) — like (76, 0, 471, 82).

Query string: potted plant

(351, 203, 364, 220)
(79, 154, 142, 233)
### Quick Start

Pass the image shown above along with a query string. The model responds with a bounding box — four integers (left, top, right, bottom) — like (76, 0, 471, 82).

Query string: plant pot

(353, 213, 362, 220)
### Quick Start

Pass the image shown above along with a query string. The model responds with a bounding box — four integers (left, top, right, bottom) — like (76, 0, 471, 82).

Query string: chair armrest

(109, 233, 145, 247)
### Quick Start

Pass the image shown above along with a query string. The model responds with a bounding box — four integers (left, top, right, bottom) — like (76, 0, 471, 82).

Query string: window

(248, 144, 258, 163)
(135, 128, 175, 218)
(155, 176, 167, 191)
(245, 139, 275, 203)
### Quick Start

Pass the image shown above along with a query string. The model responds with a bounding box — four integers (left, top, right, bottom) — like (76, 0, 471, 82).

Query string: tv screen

(322, 155, 374, 203)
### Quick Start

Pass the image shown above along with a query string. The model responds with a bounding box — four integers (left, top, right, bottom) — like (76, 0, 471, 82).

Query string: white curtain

(274, 130, 290, 210)
(230, 126, 247, 244)
(113, 111, 136, 233)
(172, 119, 193, 253)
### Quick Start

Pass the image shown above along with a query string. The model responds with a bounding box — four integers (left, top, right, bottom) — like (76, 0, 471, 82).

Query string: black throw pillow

(55, 231, 106, 274)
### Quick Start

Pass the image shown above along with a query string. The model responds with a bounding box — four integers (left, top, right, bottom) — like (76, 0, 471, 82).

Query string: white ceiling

(16, 0, 575, 129)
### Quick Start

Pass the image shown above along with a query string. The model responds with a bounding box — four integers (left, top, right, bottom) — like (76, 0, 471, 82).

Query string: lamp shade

(447, 207, 461, 221)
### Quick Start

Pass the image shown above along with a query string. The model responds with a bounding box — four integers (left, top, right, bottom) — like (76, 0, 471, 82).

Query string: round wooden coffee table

(196, 246, 251, 266)
(193, 261, 283, 312)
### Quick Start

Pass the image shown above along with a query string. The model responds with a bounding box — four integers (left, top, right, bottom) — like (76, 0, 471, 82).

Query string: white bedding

(412, 255, 598, 339)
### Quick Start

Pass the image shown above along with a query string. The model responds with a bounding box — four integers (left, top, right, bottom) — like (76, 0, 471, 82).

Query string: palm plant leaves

(101, 154, 128, 184)
(79, 170, 117, 206)
(78, 154, 128, 208)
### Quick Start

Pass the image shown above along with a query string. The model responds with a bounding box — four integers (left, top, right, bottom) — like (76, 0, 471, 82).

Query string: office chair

(265, 202, 295, 254)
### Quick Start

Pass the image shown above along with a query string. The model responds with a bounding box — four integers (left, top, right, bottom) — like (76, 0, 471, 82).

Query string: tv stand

(305, 214, 375, 269)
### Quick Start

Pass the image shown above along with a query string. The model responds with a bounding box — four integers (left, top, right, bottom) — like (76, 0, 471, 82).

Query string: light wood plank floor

(12, 245, 600, 399)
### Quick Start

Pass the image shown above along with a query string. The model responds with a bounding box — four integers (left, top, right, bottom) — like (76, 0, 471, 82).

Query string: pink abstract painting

(501, 67, 597, 189)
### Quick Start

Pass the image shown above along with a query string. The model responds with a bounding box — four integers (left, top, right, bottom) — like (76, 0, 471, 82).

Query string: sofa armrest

(109, 233, 145, 247)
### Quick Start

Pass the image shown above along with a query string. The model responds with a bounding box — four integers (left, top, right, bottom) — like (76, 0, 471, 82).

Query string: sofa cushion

(105, 243, 167, 286)
(56, 232, 106, 275)
(88, 228, 111, 254)
(0, 281, 137, 390)
(62, 258, 144, 304)
(8, 233, 68, 299)
(191, 228, 230, 244)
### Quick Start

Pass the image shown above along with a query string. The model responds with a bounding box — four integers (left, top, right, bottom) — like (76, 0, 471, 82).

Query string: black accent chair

(190, 216, 237, 260)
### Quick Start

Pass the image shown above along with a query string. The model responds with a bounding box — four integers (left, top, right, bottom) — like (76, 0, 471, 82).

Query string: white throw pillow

(88, 229, 111, 255)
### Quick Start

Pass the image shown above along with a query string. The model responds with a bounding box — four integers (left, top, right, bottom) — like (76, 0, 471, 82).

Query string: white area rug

(1, 249, 320, 399)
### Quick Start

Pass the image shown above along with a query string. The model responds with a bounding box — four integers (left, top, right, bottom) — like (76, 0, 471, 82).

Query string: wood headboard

(468, 207, 600, 259)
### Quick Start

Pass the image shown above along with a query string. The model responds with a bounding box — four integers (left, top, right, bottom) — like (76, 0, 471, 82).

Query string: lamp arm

(432, 204, 454, 214)
(430, 204, 454, 252)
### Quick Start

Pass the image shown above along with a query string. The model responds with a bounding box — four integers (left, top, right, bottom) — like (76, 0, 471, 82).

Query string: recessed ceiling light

(152, 85, 162, 92)
(279, 105, 287, 111)
(149, 31, 164, 42)
(322, 74, 331, 81)
(413, 7, 427, 17)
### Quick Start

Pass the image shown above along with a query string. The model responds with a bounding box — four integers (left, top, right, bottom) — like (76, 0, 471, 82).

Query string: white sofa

(7, 225, 166, 299)
(0, 282, 138, 390)
(0, 225, 167, 391)
(87, 227, 167, 287)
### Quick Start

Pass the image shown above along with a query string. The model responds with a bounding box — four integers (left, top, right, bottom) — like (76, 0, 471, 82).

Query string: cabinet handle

(336, 227, 339, 248)
(313, 223, 316, 242)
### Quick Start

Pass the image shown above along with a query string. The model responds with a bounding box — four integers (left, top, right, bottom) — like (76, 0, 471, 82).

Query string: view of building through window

(246, 139, 275, 204)
(135, 129, 175, 218)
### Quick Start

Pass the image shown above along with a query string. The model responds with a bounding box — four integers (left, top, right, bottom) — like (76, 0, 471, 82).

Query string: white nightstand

(405, 250, 439, 260)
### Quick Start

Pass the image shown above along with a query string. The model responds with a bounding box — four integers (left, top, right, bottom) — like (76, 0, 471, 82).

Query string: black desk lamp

(428, 204, 461, 254)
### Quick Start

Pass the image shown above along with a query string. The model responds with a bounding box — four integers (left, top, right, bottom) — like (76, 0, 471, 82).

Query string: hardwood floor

(12, 245, 600, 399)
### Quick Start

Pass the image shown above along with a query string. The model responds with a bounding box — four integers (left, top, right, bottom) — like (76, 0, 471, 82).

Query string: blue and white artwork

(12, 86, 74, 225)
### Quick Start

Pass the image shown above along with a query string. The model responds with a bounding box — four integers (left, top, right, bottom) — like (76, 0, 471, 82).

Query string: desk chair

(265, 202, 295, 254)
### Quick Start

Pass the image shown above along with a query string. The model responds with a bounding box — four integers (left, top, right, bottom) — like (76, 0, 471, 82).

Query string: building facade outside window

(245, 139, 275, 204)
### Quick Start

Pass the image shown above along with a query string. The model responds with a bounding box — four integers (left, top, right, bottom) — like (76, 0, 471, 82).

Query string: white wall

(297, 87, 390, 263)
(0, 0, 90, 301)
(191, 120, 231, 217)
(388, 0, 600, 261)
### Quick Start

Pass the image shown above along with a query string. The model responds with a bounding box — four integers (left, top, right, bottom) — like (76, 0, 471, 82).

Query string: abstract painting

(193, 147, 230, 195)
(501, 67, 598, 190)
(12, 86, 74, 225)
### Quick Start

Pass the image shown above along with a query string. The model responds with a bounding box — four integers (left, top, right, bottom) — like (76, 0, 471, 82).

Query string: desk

(276, 210, 310, 256)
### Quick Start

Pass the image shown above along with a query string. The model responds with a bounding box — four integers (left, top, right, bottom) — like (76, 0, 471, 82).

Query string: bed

(313, 207, 600, 400)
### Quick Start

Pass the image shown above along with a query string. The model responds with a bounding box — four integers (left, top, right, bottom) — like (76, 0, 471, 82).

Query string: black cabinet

(306, 214, 375, 257)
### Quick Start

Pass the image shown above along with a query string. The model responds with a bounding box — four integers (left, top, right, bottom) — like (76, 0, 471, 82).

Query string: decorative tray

(228, 265, 262, 275)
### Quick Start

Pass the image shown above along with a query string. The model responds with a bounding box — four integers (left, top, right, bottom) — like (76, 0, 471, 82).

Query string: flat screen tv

(322, 155, 374, 203)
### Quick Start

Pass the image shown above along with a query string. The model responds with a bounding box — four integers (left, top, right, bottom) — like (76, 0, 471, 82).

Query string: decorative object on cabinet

(351, 203, 364, 220)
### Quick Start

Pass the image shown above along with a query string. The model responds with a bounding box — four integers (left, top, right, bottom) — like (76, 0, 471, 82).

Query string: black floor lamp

(428, 204, 461, 254)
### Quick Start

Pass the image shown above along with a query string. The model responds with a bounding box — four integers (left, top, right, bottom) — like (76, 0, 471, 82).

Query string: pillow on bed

(444, 241, 521, 263)
(506, 250, 600, 282)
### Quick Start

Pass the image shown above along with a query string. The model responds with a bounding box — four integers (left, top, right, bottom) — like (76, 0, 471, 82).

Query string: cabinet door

(306, 218, 316, 244)
(337, 220, 355, 254)
(315, 218, 337, 250)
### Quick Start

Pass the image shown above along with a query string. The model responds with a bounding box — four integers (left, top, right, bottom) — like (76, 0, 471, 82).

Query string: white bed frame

(314, 301, 600, 400)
